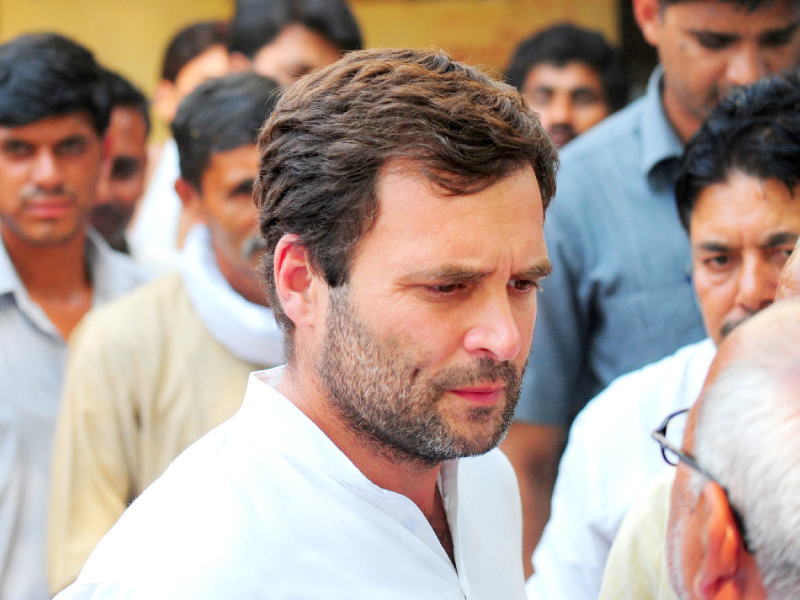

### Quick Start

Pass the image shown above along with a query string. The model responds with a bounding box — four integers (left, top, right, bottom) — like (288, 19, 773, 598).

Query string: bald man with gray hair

(666, 298, 800, 600)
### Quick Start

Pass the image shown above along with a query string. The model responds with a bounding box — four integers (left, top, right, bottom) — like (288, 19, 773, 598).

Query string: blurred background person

(128, 20, 230, 268)
(506, 23, 628, 148)
(91, 68, 150, 254)
(228, 0, 362, 84)
(0, 32, 148, 600)
(48, 72, 283, 594)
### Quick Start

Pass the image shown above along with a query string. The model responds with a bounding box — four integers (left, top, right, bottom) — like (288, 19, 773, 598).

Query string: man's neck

(278, 365, 456, 563)
(660, 82, 702, 144)
(2, 225, 92, 338)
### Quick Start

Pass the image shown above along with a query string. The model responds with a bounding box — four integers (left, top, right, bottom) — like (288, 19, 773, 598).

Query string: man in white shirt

(56, 48, 558, 599)
(0, 33, 147, 600)
(529, 71, 800, 600)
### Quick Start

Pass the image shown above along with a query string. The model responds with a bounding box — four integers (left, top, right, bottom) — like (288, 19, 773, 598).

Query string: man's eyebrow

(230, 178, 256, 197)
(404, 259, 552, 283)
(515, 260, 553, 281)
(405, 266, 487, 284)
(762, 231, 799, 248)
(760, 22, 799, 42)
(687, 30, 738, 42)
(695, 242, 732, 253)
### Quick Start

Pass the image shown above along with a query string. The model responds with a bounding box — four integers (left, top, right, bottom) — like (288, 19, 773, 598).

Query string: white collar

(179, 225, 284, 366)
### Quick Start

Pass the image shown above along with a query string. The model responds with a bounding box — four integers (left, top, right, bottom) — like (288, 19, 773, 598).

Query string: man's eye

(704, 255, 732, 269)
(772, 247, 794, 266)
(526, 90, 553, 108)
(694, 33, 734, 50)
(429, 283, 464, 294)
(111, 157, 141, 180)
(57, 137, 87, 156)
(2, 140, 32, 157)
(509, 279, 538, 292)
(571, 89, 602, 107)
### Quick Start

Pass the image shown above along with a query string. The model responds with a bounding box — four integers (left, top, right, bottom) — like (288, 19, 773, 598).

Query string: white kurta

(57, 367, 526, 600)
(527, 338, 716, 600)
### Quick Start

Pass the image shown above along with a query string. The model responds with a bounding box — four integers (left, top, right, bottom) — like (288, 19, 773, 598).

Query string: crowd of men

(1, 0, 800, 598)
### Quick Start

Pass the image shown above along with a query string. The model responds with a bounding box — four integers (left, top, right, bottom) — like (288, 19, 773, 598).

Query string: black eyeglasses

(652, 408, 754, 554)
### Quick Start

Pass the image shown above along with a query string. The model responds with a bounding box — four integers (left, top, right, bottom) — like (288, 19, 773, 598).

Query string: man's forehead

(0, 111, 98, 140)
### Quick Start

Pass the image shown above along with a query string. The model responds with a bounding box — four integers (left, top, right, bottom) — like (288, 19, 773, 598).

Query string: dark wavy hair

(675, 70, 800, 231)
(256, 48, 559, 356)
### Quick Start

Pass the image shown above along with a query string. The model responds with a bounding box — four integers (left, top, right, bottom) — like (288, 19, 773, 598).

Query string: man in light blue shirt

(0, 33, 147, 600)
(501, 0, 800, 579)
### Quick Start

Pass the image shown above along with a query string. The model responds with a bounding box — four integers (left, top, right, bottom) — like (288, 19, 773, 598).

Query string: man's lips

(449, 384, 504, 405)
(25, 197, 74, 219)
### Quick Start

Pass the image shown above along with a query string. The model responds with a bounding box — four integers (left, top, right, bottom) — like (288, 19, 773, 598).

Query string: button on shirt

(0, 229, 148, 600)
(515, 66, 706, 426)
(58, 367, 527, 600)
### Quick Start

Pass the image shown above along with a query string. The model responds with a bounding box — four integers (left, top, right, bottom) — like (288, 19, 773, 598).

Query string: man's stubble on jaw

(317, 285, 522, 467)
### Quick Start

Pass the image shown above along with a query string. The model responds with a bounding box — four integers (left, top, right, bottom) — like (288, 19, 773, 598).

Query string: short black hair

(102, 68, 151, 136)
(675, 70, 800, 231)
(0, 32, 110, 135)
(172, 72, 281, 190)
(505, 23, 628, 112)
(228, 0, 362, 58)
(161, 21, 229, 83)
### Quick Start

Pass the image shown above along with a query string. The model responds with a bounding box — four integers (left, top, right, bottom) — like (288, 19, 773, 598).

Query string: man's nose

(547, 94, 573, 126)
(31, 149, 64, 190)
(735, 256, 777, 312)
(463, 293, 523, 362)
(725, 46, 765, 88)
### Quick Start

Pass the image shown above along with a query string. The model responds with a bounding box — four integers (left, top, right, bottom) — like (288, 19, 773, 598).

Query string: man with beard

(90, 69, 150, 254)
(0, 33, 148, 600)
(47, 72, 284, 594)
(55, 48, 557, 599)
(528, 71, 800, 600)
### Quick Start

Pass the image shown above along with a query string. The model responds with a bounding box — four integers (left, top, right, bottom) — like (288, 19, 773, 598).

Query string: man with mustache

(529, 72, 800, 600)
(90, 69, 150, 255)
(0, 33, 148, 600)
(47, 72, 284, 594)
(55, 48, 557, 599)
(506, 0, 800, 575)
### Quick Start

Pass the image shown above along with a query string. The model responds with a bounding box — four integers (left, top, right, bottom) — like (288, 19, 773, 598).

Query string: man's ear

(153, 79, 178, 125)
(175, 178, 204, 222)
(274, 234, 323, 332)
(694, 481, 742, 599)
(632, 0, 662, 47)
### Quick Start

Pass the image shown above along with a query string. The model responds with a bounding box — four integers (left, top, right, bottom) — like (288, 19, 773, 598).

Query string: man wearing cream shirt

(47, 72, 283, 594)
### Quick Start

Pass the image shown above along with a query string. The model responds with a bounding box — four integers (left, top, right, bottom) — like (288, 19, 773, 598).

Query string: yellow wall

(0, 0, 617, 140)
(351, 0, 618, 77)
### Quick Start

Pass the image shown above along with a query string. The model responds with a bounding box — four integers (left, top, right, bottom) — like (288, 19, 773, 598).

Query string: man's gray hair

(693, 340, 800, 600)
